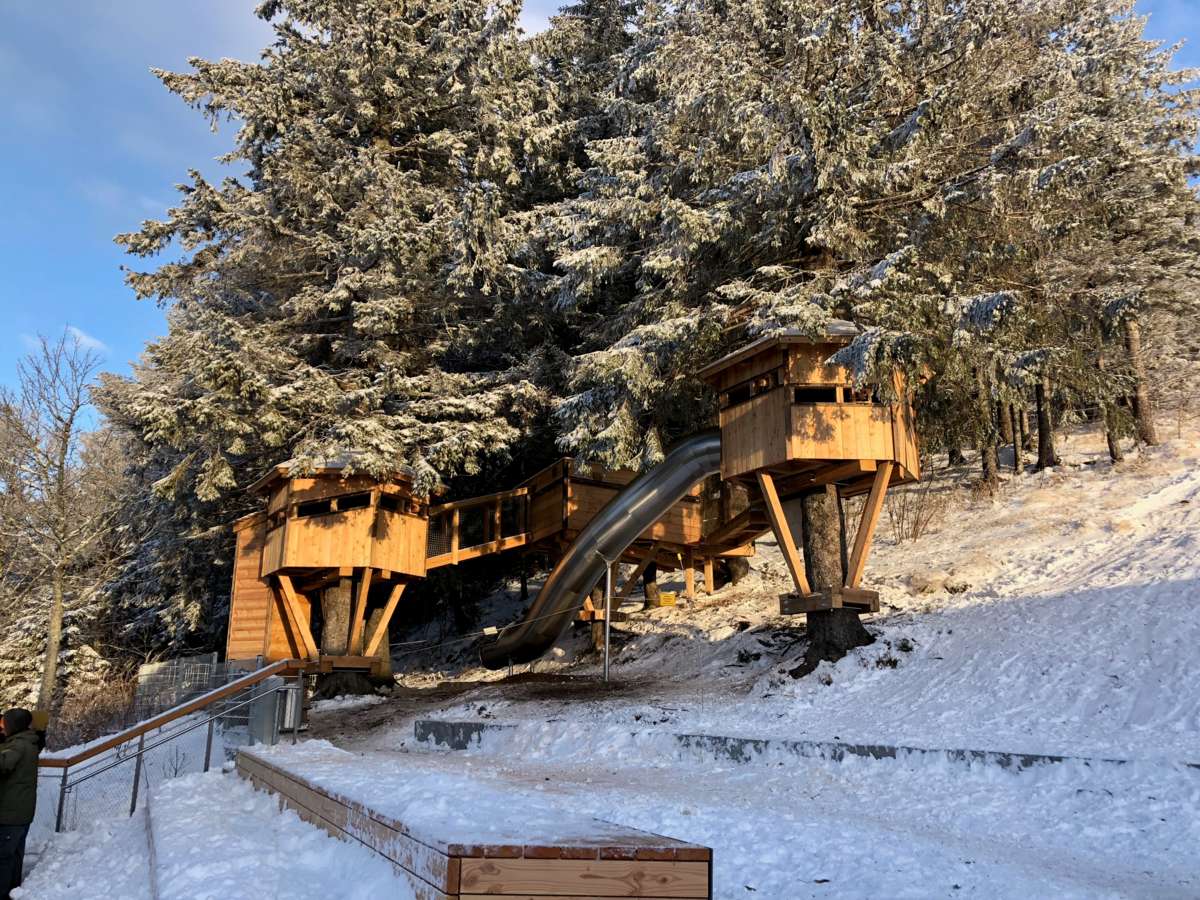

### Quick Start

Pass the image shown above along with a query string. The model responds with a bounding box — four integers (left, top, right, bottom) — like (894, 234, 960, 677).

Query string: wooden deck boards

(237, 749, 711, 899)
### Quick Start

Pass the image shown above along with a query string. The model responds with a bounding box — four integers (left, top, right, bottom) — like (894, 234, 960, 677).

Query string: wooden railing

(39, 659, 299, 770)
(425, 486, 533, 569)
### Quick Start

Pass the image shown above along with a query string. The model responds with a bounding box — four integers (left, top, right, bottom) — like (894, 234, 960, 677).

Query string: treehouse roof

(247, 455, 414, 496)
(696, 321, 859, 383)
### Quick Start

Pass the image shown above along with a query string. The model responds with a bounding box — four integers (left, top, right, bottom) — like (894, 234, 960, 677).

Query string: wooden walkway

(237, 748, 712, 899)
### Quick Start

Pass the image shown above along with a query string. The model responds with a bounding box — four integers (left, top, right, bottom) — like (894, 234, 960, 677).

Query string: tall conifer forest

(3, 0, 1198, 708)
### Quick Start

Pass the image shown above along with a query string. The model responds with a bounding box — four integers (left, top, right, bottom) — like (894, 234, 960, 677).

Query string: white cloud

(67, 326, 109, 354)
(79, 177, 128, 211)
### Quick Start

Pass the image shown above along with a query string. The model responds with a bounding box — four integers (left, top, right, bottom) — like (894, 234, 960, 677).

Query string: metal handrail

(40, 659, 300, 770)
(50, 674, 304, 833)
(64, 680, 302, 789)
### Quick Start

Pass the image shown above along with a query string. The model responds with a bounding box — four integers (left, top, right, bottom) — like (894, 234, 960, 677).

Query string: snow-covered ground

(22, 419, 1200, 898)
(16, 771, 399, 900)
(357, 420, 1200, 765)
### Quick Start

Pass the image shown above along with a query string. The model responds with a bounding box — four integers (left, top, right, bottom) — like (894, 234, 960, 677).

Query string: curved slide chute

(480, 431, 722, 668)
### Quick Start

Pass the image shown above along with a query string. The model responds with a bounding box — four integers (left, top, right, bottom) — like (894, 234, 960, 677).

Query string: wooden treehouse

(698, 325, 920, 616)
(226, 458, 755, 673)
(226, 461, 427, 677)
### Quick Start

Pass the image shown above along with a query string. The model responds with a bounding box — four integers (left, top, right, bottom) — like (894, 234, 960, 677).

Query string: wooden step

(238, 747, 712, 900)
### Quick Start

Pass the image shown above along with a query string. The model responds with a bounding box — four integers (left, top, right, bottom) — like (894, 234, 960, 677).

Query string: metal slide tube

(480, 431, 722, 668)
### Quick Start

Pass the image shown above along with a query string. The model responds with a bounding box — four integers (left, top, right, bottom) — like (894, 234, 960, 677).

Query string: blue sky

(0, 1, 1195, 389)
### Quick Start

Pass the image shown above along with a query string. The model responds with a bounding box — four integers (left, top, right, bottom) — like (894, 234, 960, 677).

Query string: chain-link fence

(36, 671, 304, 840)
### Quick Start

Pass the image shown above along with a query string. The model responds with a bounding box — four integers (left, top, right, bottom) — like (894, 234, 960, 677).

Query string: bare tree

(0, 332, 117, 709)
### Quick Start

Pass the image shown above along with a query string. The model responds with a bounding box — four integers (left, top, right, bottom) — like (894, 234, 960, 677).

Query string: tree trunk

(37, 566, 66, 709)
(976, 368, 999, 491)
(1035, 375, 1059, 470)
(799, 488, 841, 590)
(1122, 316, 1159, 446)
(1020, 406, 1034, 450)
(1105, 408, 1125, 463)
(726, 558, 750, 586)
(641, 561, 660, 610)
(1010, 405, 1023, 473)
(1098, 352, 1124, 463)
(590, 586, 605, 652)
(321, 577, 352, 655)
(998, 402, 1014, 444)
(789, 487, 873, 678)
(314, 576, 373, 697)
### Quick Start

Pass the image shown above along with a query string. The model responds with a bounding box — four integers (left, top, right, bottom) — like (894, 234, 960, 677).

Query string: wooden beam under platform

(772, 460, 876, 500)
(780, 587, 880, 615)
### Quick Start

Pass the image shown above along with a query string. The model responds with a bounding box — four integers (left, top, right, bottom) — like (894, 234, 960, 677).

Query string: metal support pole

(203, 719, 215, 772)
(55, 766, 69, 833)
(603, 560, 613, 683)
(129, 733, 145, 816)
(291, 684, 300, 745)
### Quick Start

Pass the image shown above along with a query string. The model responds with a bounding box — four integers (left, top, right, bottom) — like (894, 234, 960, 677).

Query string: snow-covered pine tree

(544, 0, 1199, 472)
(98, 0, 561, 651)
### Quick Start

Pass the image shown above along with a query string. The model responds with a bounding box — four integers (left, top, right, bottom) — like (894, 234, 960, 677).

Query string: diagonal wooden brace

(348, 567, 372, 655)
(274, 574, 318, 660)
(616, 543, 660, 600)
(364, 582, 406, 658)
(845, 461, 894, 589)
(756, 471, 812, 596)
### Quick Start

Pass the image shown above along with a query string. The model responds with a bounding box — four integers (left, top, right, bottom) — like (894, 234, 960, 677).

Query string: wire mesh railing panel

(501, 495, 529, 538)
(426, 513, 451, 557)
(459, 505, 486, 549)
(43, 677, 304, 835)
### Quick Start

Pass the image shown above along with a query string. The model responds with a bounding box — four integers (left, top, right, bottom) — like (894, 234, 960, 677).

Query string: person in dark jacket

(0, 709, 38, 899)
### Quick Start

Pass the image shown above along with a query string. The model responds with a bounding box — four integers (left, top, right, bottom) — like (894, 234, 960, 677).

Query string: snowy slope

(22, 420, 1200, 899)
(379, 420, 1200, 762)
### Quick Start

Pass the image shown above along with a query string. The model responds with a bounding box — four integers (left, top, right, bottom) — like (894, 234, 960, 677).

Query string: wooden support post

(616, 543, 660, 600)
(493, 498, 502, 548)
(450, 509, 460, 564)
(348, 567, 371, 655)
(756, 471, 812, 595)
(684, 550, 696, 600)
(364, 582, 406, 658)
(275, 574, 318, 660)
(845, 461, 893, 589)
(703, 557, 714, 596)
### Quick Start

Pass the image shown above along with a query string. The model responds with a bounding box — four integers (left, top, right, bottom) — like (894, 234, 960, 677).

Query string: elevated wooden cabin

(226, 460, 423, 674)
(698, 324, 921, 614)
(227, 455, 752, 672)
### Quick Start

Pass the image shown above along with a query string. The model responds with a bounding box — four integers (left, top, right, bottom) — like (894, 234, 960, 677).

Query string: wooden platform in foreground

(237, 748, 712, 899)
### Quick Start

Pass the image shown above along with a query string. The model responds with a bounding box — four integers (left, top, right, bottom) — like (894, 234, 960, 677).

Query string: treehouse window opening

(721, 369, 781, 409)
(296, 498, 333, 518)
(378, 493, 400, 513)
(337, 491, 371, 512)
(793, 386, 839, 404)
